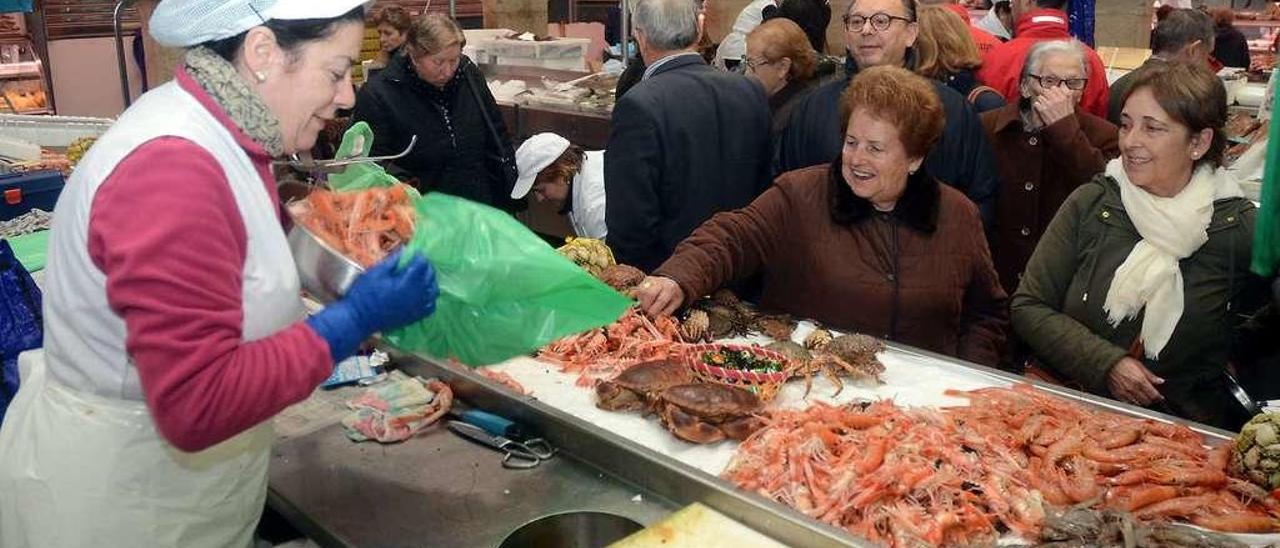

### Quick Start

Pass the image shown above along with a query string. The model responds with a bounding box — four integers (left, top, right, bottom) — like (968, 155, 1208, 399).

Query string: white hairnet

(150, 0, 370, 48)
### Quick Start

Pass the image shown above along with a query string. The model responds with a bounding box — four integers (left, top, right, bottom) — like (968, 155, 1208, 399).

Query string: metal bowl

(287, 223, 364, 303)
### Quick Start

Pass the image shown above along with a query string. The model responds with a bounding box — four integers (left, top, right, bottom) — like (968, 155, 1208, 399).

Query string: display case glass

(0, 35, 50, 115)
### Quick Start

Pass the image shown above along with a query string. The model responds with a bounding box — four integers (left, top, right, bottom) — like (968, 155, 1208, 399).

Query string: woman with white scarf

(1011, 61, 1268, 429)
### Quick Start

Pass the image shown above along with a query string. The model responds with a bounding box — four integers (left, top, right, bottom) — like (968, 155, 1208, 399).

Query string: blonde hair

(747, 18, 817, 82)
(406, 13, 466, 57)
(914, 5, 982, 80)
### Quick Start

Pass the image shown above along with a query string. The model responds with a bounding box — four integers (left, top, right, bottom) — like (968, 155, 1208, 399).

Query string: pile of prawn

(723, 400, 1045, 546)
(723, 384, 1280, 546)
(946, 384, 1280, 534)
(289, 185, 416, 268)
(536, 307, 684, 387)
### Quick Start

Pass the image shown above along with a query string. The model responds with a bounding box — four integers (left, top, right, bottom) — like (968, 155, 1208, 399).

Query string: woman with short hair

(744, 18, 818, 132)
(353, 14, 520, 211)
(636, 66, 1007, 365)
(373, 6, 413, 63)
(1012, 61, 1268, 429)
(915, 5, 1005, 112)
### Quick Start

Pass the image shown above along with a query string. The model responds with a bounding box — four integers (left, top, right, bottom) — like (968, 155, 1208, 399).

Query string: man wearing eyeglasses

(775, 0, 1000, 227)
(979, 39, 1118, 299)
(976, 0, 1110, 119)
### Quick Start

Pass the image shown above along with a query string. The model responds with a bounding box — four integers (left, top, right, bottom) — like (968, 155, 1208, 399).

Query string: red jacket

(945, 4, 1001, 55)
(976, 9, 1109, 119)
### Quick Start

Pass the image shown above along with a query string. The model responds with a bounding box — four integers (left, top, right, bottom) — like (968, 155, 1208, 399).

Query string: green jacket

(1011, 173, 1265, 427)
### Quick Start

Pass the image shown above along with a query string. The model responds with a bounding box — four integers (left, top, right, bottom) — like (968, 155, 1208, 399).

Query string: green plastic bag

(327, 122, 409, 193)
(385, 193, 633, 365)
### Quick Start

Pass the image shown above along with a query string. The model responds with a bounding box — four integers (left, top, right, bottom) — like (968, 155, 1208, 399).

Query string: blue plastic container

(0, 170, 65, 221)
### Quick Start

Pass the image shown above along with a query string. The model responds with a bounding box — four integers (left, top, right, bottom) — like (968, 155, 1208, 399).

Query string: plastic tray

(0, 113, 113, 148)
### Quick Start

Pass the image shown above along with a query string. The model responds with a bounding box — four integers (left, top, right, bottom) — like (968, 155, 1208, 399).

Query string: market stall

(263, 317, 1268, 547)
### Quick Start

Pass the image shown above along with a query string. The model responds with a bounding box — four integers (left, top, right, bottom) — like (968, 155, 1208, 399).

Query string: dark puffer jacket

(352, 55, 521, 212)
(1011, 174, 1268, 429)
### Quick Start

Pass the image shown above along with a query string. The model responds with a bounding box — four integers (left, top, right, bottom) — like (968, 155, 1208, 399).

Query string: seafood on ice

(477, 368, 530, 396)
(289, 185, 416, 268)
(537, 307, 684, 386)
(945, 384, 1280, 534)
(595, 360, 764, 444)
(723, 400, 1046, 546)
(596, 359, 694, 413)
(791, 334, 886, 397)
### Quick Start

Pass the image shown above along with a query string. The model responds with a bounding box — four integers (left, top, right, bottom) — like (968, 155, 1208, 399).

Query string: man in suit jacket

(605, 0, 773, 272)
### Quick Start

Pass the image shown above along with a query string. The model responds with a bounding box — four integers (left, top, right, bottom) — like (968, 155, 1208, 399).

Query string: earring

(254, 71, 267, 83)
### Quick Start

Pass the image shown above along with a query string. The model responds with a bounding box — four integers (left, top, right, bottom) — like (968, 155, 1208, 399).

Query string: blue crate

(0, 170, 64, 222)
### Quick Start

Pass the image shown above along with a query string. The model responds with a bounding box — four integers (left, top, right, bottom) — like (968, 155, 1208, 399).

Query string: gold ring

(642, 282, 652, 289)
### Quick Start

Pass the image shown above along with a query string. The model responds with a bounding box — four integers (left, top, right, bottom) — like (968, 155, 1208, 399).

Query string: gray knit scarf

(184, 47, 285, 157)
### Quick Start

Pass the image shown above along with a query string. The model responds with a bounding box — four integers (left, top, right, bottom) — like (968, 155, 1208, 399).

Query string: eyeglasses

(842, 12, 912, 32)
(743, 57, 775, 72)
(1027, 74, 1088, 90)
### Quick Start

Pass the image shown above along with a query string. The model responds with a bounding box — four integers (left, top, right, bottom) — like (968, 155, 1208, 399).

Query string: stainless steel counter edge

(375, 342, 872, 548)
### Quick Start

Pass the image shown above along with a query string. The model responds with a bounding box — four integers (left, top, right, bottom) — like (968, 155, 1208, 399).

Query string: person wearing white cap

(0, 2, 439, 546)
(512, 133, 607, 239)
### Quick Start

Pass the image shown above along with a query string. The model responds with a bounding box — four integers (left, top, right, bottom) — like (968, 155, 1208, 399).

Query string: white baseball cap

(511, 133, 572, 199)
(150, 0, 372, 49)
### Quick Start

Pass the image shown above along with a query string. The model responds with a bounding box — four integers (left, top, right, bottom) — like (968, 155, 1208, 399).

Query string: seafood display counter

(266, 323, 1248, 547)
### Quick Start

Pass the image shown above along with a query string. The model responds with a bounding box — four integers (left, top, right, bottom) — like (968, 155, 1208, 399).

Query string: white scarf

(1102, 159, 1244, 358)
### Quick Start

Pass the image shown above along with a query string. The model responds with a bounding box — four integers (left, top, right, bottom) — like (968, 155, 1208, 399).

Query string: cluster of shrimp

(290, 185, 416, 268)
(945, 384, 1280, 534)
(537, 307, 683, 387)
(723, 400, 1046, 546)
(477, 368, 529, 396)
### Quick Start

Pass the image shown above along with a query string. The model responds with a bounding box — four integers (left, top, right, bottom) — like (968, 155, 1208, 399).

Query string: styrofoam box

(463, 28, 515, 43)
(0, 113, 113, 148)
(474, 37, 590, 71)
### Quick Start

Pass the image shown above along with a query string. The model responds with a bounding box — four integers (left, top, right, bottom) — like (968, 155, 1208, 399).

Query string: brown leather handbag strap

(967, 85, 1001, 105)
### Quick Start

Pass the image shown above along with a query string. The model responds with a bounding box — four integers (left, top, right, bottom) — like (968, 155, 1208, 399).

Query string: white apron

(0, 81, 304, 548)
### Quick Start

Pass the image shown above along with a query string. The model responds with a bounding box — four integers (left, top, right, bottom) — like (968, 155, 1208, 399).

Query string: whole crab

(654, 383, 764, 444)
(679, 309, 711, 342)
(794, 334, 886, 397)
(751, 313, 797, 342)
(595, 359, 693, 412)
(600, 264, 645, 293)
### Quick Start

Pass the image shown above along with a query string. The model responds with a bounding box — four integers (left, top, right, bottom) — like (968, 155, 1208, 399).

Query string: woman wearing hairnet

(0, 1, 437, 546)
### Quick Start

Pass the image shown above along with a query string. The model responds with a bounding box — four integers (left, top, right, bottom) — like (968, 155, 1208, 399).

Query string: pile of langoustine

(289, 185, 416, 268)
(536, 307, 684, 387)
(722, 384, 1280, 547)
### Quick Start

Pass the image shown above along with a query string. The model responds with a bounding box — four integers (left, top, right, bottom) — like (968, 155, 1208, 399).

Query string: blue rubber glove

(307, 250, 439, 362)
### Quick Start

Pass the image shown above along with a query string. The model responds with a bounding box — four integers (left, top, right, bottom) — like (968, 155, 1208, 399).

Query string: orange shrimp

(1108, 485, 1180, 511)
(1191, 513, 1279, 533)
(1134, 494, 1218, 520)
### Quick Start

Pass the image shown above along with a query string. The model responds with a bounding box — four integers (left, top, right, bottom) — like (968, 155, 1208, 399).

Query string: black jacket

(941, 69, 1006, 114)
(352, 55, 520, 211)
(605, 54, 773, 272)
(1214, 25, 1251, 69)
(775, 55, 1001, 226)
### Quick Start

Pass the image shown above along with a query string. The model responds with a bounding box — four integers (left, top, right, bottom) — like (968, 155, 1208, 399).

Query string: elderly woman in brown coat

(636, 66, 1008, 366)
(981, 39, 1119, 296)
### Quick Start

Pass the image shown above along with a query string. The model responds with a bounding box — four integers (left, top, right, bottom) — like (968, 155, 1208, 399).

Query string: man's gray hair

(1021, 39, 1088, 81)
(634, 0, 701, 51)
(1151, 9, 1214, 57)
